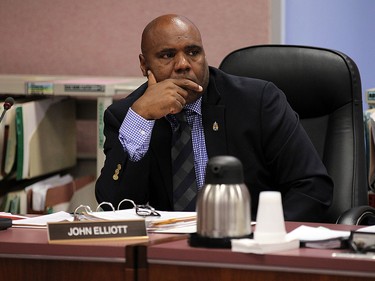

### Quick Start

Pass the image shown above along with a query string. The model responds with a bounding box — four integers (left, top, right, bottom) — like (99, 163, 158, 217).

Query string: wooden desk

(2, 222, 375, 281)
(143, 222, 375, 281)
(0, 226, 181, 281)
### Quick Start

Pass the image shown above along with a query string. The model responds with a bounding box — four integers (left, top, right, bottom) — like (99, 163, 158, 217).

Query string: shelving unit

(0, 74, 146, 179)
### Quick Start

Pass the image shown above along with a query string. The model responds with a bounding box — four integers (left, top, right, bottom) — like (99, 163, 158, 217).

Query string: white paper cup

(254, 191, 286, 243)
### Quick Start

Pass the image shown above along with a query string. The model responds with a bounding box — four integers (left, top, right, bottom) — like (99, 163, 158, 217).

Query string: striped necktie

(171, 111, 197, 211)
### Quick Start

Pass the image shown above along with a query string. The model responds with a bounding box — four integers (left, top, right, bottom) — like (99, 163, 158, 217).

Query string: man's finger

(147, 70, 157, 86)
(174, 79, 203, 92)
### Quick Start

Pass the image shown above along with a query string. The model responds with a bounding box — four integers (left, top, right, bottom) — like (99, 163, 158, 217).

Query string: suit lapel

(202, 104, 227, 157)
(202, 71, 228, 157)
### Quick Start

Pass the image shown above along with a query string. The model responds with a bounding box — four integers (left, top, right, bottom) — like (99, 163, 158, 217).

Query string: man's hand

(131, 71, 203, 120)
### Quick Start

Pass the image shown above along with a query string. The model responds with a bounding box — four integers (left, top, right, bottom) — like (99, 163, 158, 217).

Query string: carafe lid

(205, 155, 244, 184)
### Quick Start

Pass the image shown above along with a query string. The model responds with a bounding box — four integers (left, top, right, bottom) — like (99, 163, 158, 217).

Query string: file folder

(0, 98, 32, 179)
(2, 102, 17, 177)
(15, 97, 76, 180)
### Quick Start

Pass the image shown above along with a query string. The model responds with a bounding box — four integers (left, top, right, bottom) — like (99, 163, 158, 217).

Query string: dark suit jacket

(95, 67, 333, 222)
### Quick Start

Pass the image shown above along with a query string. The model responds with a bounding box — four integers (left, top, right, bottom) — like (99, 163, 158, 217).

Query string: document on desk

(147, 212, 196, 234)
(82, 209, 197, 234)
(232, 225, 352, 254)
(287, 225, 351, 249)
(288, 225, 350, 241)
(231, 237, 300, 254)
(12, 211, 73, 228)
(0, 212, 28, 220)
(11, 210, 197, 233)
(357, 225, 375, 233)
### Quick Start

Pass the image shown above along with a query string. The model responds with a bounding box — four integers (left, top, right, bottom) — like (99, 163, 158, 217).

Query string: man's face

(140, 18, 209, 102)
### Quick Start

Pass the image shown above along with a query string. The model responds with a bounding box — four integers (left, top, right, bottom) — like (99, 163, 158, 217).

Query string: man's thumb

(147, 70, 157, 86)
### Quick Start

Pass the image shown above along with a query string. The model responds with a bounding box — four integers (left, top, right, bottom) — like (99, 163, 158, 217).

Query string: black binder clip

(0, 218, 12, 230)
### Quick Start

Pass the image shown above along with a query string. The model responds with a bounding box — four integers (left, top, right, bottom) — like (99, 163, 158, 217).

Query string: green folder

(15, 106, 23, 180)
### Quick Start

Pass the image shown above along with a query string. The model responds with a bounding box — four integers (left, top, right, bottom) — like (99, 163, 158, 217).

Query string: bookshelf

(0, 74, 146, 179)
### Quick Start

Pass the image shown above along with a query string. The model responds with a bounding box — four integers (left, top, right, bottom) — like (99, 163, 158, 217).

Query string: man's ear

(139, 54, 148, 77)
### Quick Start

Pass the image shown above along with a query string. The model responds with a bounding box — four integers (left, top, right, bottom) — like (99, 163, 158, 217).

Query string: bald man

(95, 14, 333, 222)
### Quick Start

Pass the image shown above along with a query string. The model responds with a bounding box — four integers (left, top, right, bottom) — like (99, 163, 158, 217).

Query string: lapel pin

(213, 121, 219, 131)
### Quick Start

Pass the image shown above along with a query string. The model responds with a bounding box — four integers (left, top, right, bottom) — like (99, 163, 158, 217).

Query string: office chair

(219, 44, 369, 224)
(337, 205, 375, 225)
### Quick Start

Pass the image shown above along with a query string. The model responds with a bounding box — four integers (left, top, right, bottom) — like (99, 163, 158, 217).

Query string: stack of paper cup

(254, 191, 286, 243)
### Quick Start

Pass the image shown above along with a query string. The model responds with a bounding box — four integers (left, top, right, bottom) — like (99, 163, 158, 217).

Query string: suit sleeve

(95, 106, 152, 210)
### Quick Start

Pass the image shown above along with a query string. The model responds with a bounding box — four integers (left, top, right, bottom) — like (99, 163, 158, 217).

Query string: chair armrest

(336, 205, 375, 225)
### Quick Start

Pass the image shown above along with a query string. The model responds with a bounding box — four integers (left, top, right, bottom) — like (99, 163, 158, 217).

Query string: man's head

(139, 14, 209, 102)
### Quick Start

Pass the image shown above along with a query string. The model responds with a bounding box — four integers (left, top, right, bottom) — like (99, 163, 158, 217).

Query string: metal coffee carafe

(189, 155, 252, 248)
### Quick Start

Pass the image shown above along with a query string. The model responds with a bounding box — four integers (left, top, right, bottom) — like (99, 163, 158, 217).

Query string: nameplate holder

(47, 219, 148, 243)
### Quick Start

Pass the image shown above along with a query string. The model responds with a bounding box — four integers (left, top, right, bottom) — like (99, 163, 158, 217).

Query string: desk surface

(145, 222, 375, 281)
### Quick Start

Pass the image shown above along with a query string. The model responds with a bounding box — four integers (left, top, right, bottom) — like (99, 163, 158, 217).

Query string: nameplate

(47, 219, 148, 243)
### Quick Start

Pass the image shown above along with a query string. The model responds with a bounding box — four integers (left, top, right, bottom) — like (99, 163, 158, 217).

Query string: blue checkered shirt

(119, 97, 208, 190)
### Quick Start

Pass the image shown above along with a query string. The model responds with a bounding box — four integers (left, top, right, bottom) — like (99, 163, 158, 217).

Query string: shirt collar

(165, 97, 202, 125)
(185, 96, 202, 116)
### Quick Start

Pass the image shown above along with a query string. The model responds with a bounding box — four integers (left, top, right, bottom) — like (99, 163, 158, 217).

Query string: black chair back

(219, 45, 368, 223)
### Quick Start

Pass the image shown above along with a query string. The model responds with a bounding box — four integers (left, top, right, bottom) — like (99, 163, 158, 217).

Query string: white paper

(231, 236, 300, 254)
(12, 211, 73, 228)
(231, 225, 352, 254)
(0, 212, 28, 220)
(148, 220, 197, 233)
(287, 225, 350, 242)
(357, 225, 375, 233)
(88, 209, 194, 222)
(29, 174, 73, 211)
(10, 209, 197, 233)
(88, 210, 197, 233)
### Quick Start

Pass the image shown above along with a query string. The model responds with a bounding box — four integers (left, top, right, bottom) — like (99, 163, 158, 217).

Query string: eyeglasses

(74, 199, 160, 221)
(117, 199, 161, 217)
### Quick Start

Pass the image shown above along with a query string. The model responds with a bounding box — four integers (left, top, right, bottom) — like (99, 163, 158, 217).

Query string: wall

(283, 0, 375, 109)
(0, 0, 270, 77)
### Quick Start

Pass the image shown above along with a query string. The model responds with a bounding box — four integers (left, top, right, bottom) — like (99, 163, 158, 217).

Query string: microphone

(0, 97, 15, 124)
